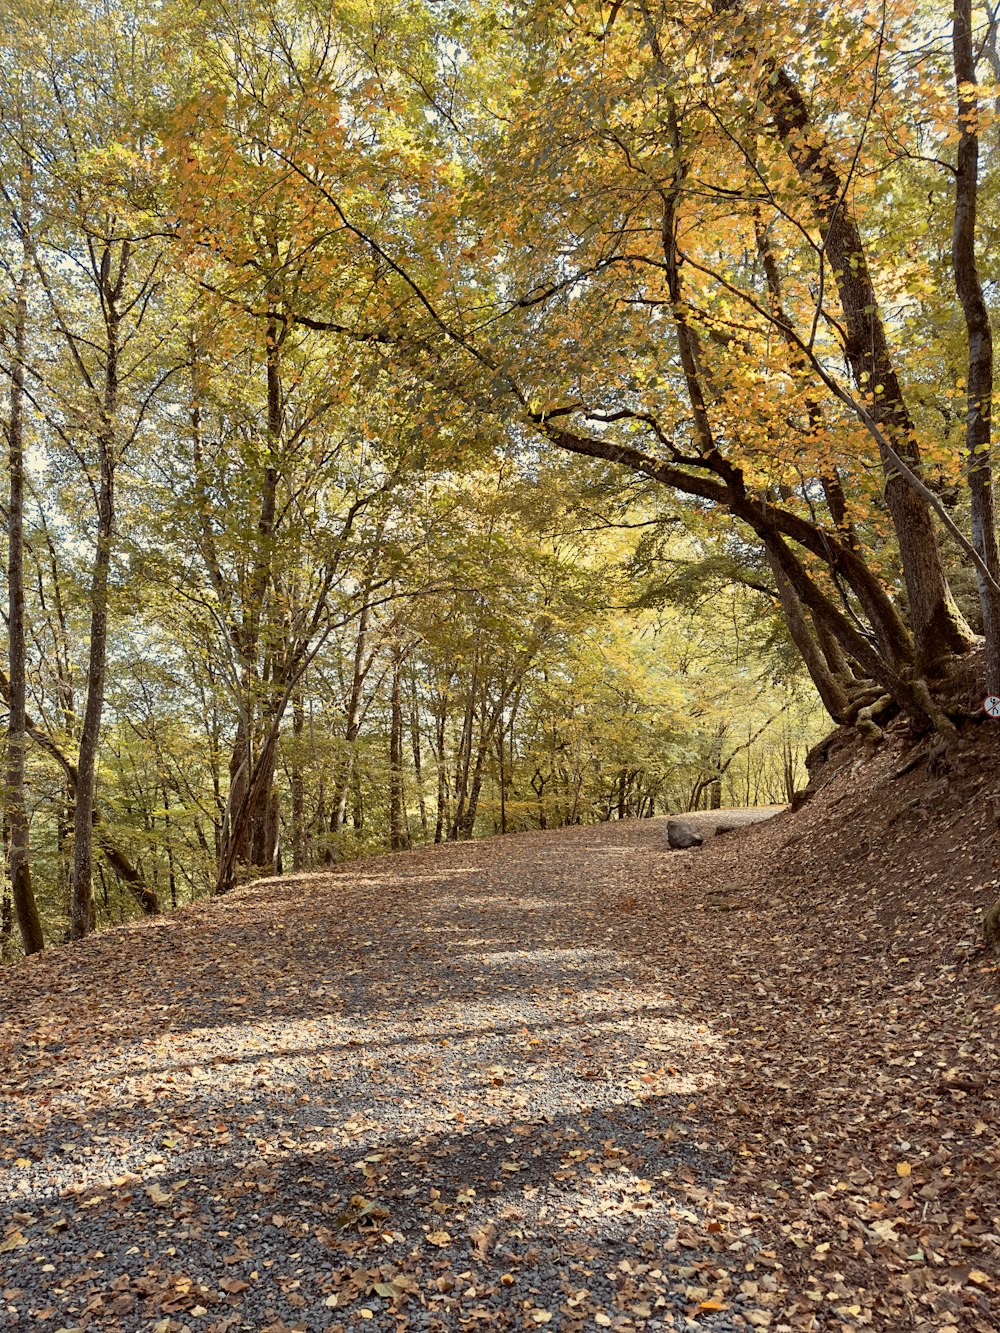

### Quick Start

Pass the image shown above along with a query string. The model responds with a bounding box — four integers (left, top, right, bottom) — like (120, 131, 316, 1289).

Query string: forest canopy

(2, 0, 997, 955)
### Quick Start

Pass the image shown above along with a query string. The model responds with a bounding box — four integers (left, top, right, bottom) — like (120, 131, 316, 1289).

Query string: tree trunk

(952, 0, 1000, 692)
(214, 314, 282, 887)
(1, 842, 13, 960)
(71, 241, 129, 941)
(765, 547, 851, 721)
(6, 242, 44, 955)
(330, 599, 371, 850)
(758, 60, 973, 671)
(450, 630, 483, 839)
(458, 730, 492, 839)
(409, 673, 428, 841)
(291, 690, 305, 870)
(389, 647, 409, 851)
(655, 147, 932, 724)
(161, 782, 178, 910)
(434, 693, 449, 843)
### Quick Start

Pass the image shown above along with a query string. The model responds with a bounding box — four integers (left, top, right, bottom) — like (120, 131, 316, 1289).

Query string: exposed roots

(984, 899, 1000, 959)
(855, 693, 892, 746)
(910, 677, 960, 741)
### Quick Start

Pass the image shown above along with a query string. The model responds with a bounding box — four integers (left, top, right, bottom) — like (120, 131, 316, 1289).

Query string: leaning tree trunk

(765, 547, 851, 721)
(6, 240, 44, 955)
(756, 59, 973, 672)
(706, 7, 972, 666)
(0, 669, 158, 915)
(656, 139, 933, 726)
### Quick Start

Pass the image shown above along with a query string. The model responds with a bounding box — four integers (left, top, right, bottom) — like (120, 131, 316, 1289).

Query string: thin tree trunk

(409, 672, 428, 841)
(162, 782, 178, 910)
(291, 689, 305, 870)
(331, 600, 371, 848)
(0, 667, 158, 914)
(450, 633, 481, 839)
(389, 647, 409, 851)
(6, 237, 44, 955)
(497, 732, 507, 834)
(71, 241, 129, 941)
(434, 694, 449, 843)
(458, 729, 493, 839)
(1, 839, 13, 960)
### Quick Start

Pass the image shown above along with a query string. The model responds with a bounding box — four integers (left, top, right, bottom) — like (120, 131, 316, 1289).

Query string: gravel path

(0, 805, 996, 1333)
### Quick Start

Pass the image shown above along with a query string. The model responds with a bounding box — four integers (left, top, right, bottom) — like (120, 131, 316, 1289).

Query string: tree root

(910, 677, 959, 741)
(855, 694, 892, 745)
(984, 899, 1000, 959)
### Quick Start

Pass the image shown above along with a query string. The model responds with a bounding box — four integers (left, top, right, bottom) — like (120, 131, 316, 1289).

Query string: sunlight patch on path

(1, 979, 723, 1207)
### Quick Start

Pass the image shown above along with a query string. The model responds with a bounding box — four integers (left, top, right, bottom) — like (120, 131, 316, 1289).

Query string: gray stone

(666, 818, 703, 849)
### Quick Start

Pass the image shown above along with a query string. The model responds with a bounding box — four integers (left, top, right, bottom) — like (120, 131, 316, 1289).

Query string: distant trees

(167, 0, 999, 736)
(8, 0, 999, 954)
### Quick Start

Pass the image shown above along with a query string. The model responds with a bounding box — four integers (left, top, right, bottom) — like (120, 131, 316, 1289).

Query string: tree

(1, 125, 45, 954)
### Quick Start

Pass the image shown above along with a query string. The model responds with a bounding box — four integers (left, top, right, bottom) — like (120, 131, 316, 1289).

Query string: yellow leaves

(334, 1195, 389, 1230)
(895, 1160, 911, 1177)
(0, 1228, 28, 1252)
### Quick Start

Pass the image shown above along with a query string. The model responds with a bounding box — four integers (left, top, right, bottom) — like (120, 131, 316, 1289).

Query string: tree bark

(291, 690, 305, 870)
(765, 548, 850, 721)
(450, 631, 481, 839)
(389, 645, 409, 851)
(757, 61, 973, 670)
(0, 667, 158, 915)
(71, 240, 129, 940)
(409, 672, 428, 841)
(433, 690, 450, 843)
(952, 0, 1000, 692)
(6, 239, 44, 955)
(330, 599, 372, 850)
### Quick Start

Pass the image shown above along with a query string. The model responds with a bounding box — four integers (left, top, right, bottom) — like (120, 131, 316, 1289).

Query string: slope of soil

(0, 730, 998, 1333)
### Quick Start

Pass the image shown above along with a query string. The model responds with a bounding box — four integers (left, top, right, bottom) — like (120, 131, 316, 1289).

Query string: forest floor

(1, 729, 999, 1333)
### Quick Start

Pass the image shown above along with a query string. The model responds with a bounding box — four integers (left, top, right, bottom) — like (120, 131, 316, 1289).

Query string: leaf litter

(0, 727, 998, 1331)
